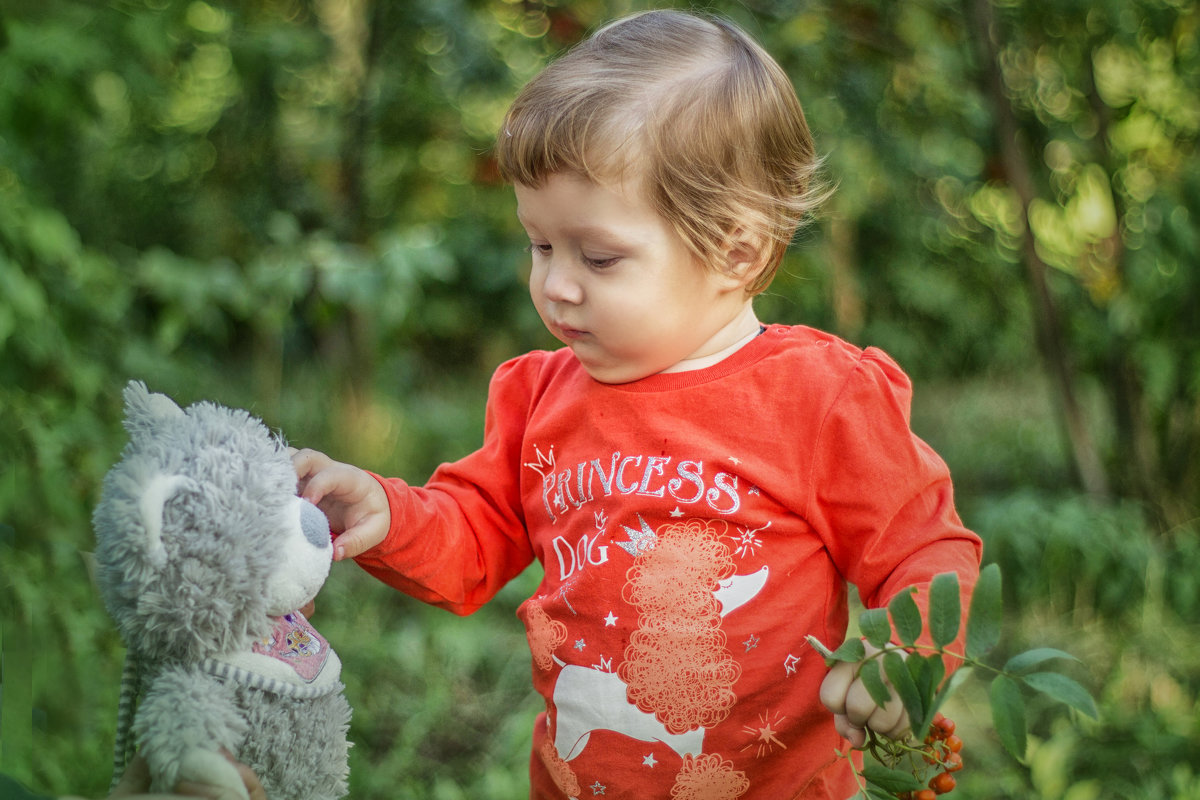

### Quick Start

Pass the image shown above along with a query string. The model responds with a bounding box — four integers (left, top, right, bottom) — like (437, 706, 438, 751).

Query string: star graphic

(590, 780, 606, 795)
(732, 520, 771, 558)
(615, 515, 657, 557)
(733, 529, 762, 558)
(741, 709, 789, 758)
(669, 507, 684, 518)
(783, 654, 801, 676)
(743, 634, 760, 652)
(643, 753, 658, 768)
(603, 611, 618, 627)
(574, 638, 586, 651)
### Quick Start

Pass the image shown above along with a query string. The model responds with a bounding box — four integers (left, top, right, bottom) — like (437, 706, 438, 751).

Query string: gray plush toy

(94, 381, 351, 800)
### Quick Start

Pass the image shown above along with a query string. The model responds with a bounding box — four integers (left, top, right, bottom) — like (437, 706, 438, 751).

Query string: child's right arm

(292, 356, 540, 614)
(292, 448, 390, 561)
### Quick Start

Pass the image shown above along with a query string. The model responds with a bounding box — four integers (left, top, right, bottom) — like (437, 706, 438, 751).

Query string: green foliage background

(1, 0, 1197, 797)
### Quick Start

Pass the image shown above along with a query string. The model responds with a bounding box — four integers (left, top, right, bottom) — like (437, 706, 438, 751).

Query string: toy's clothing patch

(253, 612, 328, 683)
(204, 611, 342, 699)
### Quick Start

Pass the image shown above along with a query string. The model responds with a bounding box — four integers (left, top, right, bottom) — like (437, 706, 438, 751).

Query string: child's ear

(718, 227, 769, 291)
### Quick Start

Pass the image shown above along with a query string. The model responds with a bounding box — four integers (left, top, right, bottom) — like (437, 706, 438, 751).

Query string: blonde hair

(496, 9, 826, 294)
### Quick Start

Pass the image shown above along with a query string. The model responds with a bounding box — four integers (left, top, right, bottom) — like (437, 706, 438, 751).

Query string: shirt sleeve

(805, 347, 982, 630)
(353, 355, 540, 615)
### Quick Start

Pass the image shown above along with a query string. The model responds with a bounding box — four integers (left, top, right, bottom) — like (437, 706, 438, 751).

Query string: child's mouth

(557, 325, 587, 340)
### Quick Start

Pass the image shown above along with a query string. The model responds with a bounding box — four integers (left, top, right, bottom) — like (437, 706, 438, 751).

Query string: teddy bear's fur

(94, 381, 351, 800)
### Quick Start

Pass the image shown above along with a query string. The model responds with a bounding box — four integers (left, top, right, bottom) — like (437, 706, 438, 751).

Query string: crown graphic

(523, 444, 556, 478)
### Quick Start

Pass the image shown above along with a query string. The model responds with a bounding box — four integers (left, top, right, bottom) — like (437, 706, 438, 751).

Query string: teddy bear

(93, 381, 351, 800)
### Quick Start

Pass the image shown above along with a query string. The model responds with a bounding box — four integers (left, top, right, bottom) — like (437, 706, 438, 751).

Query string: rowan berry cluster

(895, 713, 964, 798)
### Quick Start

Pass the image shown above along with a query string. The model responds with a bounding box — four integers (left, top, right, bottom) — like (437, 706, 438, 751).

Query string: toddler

(294, 9, 982, 799)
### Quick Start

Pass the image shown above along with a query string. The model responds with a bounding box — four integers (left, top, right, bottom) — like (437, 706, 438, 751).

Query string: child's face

(515, 171, 755, 384)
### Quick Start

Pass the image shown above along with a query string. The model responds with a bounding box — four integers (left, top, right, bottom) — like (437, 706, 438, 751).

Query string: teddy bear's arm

(134, 666, 250, 798)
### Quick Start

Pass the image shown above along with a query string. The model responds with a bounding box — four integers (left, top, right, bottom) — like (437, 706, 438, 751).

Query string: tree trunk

(828, 213, 865, 340)
(965, 0, 1110, 499)
(314, 0, 388, 392)
(1082, 53, 1173, 515)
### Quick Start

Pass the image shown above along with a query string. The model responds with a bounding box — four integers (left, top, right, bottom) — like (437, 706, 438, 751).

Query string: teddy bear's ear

(140, 473, 191, 567)
(122, 380, 184, 441)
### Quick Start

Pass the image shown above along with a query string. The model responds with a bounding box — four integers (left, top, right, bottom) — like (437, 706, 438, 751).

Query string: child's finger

(843, 677, 880, 725)
(865, 696, 906, 738)
(296, 459, 353, 508)
(297, 467, 334, 506)
(332, 523, 376, 560)
(291, 448, 332, 487)
(818, 660, 855, 714)
(833, 713, 866, 748)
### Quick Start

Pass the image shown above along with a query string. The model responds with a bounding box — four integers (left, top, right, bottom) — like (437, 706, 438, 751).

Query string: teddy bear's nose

(299, 498, 332, 548)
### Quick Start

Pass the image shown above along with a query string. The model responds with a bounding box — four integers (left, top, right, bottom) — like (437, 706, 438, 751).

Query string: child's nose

(541, 262, 584, 305)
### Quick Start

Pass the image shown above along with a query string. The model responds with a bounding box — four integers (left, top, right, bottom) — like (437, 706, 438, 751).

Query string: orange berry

(944, 752, 963, 772)
(917, 791, 938, 800)
(930, 772, 957, 794)
(935, 716, 957, 737)
(944, 734, 963, 753)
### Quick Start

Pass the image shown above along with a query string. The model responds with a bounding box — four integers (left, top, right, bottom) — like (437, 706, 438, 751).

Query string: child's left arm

(809, 348, 984, 745)
(818, 540, 980, 748)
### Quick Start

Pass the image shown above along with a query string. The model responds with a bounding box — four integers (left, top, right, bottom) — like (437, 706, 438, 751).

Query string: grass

(318, 567, 541, 800)
(3, 368, 1198, 798)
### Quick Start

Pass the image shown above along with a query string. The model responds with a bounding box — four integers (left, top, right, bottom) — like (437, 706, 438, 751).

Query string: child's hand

(818, 640, 910, 749)
(291, 448, 390, 560)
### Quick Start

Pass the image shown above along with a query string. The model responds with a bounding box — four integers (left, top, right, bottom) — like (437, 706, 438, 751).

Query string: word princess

(532, 446, 745, 524)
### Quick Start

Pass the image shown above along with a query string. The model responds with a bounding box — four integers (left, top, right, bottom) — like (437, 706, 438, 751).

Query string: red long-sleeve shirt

(358, 324, 982, 799)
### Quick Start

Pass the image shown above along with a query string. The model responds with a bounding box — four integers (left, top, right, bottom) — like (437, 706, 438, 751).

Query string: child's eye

(526, 243, 552, 256)
(584, 254, 620, 270)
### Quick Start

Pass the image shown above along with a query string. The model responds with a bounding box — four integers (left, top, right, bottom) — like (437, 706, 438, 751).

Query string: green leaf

(883, 651, 924, 734)
(990, 674, 1028, 761)
(829, 637, 866, 663)
(928, 654, 946, 692)
(966, 563, 1002, 658)
(888, 588, 922, 646)
(859, 658, 892, 708)
(911, 652, 946, 696)
(1003, 648, 1080, 675)
(920, 665, 974, 737)
(906, 653, 946, 735)
(929, 572, 961, 647)
(861, 762, 924, 793)
(858, 608, 892, 649)
(1021, 672, 1099, 719)
(864, 786, 897, 800)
